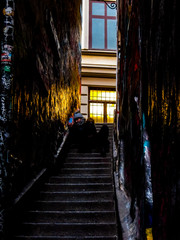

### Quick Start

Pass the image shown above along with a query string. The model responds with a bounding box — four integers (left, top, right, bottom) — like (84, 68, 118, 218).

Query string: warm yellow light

(90, 90, 116, 101)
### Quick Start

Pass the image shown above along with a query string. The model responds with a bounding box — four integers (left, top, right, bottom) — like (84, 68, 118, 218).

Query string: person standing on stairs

(68, 110, 86, 151)
(84, 117, 97, 151)
(97, 124, 110, 157)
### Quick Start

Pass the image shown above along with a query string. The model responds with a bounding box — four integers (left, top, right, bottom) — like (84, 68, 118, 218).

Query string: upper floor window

(89, 1, 117, 50)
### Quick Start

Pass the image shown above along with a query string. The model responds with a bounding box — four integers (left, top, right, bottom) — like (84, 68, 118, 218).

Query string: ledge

(82, 63, 116, 69)
(82, 49, 116, 57)
(81, 71, 116, 78)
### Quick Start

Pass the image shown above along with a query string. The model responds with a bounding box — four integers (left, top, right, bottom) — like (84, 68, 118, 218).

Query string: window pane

(92, 3, 105, 16)
(110, 91, 115, 101)
(98, 91, 101, 100)
(90, 90, 116, 101)
(107, 103, 116, 123)
(92, 19, 105, 49)
(90, 90, 96, 100)
(90, 103, 104, 123)
(106, 91, 110, 100)
(102, 91, 106, 101)
(107, 19, 117, 50)
(107, 5, 116, 16)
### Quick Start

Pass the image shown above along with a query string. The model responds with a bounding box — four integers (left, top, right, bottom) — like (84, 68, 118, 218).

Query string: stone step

(42, 183, 113, 192)
(67, 154, 111, 158)
(96, 131, 113, 136)
(67, 152, 105, 157)
(65, 156, 112, 162)
(70, 142, 112, 149)
(31, 200, 115, 211)
(16, 222, 117, 237)
(57, 173, 112, 178)
(49, 176, 113, 184)
(22, 210, 116, 223)
(96, 124, 113, 128)
(39, 191, 114, 201)
(15, 236, 118, 240)
(68, 148, 104, 153)
(59, 167, 112, 175)
(63, 162, 112, 168)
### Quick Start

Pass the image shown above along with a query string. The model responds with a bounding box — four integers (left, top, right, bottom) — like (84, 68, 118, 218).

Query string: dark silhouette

(69, 110, 86, 151)
(84, 118, 97, 151)
(97, 124, 109, 157)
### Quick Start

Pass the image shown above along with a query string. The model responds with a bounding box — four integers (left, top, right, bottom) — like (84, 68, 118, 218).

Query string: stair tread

(57, 174, 112, 176)
(63, 163, 111, 165)
(16, 223, 117, 236)
(21, 211, 116, 223)
(48, 176, 112, 183)
(66, 156, 111, 158)
(50, 175, 112, 178)
(22, 222, 117, 225)
(61, 167, 111, 170)
(30, 200, 116, 211)
(40, 190, 114, 193)
(15, 236, 117, 239)
(26, 210, 115, 213)
(35, 199, 114, 202)
(44, 183, 112, 185)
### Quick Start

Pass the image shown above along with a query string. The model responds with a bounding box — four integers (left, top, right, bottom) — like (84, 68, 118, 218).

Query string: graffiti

(0, 209, 3, 232)
(1, 52, 12, 62)
(2, 44, 13, 52)
(3, 7, 14, 16)
(0, 0, 15, 235)
(49, 12, 61, 59)
(4, 15, 14, 26)
(1, 74, 11, 89)
(0, 96, 6, 122)
(0, 0, 82, 237)
(3, 25, 13, 36)
(116, 0, 179, 239)
(142, 115, 153, 240)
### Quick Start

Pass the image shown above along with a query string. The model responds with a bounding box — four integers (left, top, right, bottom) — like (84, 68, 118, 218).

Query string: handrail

(13, 168, 47, 205)
(54, 129, 69, 159)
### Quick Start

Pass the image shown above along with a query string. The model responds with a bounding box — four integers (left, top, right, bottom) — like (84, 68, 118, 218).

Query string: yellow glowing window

(90, 90, 116, 101)
(90, 103, 104, 123)
(107, 103, 116, 123)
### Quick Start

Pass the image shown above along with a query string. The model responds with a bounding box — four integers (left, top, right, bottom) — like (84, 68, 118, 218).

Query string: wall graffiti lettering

(0, 0, 15, 235)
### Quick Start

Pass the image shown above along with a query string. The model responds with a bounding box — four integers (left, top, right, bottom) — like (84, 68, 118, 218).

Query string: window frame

(89, 0, 117, 51)
(88, 87, 116, 123)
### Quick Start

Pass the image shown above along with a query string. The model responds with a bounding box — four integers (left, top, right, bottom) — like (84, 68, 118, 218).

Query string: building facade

(81, 0, 117, 123)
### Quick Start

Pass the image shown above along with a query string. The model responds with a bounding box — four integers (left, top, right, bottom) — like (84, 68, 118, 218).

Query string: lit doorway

(89, 89, 116, 123)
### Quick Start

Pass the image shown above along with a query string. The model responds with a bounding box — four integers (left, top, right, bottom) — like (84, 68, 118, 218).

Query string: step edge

(44, 183, 112, 186)
(25, 210, 116, 214)
(40, 191, 114, 194)
(21, 222, 117, 226)
(35, 200, 115, 203)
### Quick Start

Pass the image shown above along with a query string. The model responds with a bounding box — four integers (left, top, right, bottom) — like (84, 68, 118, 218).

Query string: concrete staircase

(12, 124, 119, 239)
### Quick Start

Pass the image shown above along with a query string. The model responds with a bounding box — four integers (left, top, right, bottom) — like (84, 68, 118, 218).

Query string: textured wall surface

(117, 0, 179, 239)
(0, 0, 81, 231)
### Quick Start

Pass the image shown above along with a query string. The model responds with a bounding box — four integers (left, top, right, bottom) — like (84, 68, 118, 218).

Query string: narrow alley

(0, 0, 179, 240)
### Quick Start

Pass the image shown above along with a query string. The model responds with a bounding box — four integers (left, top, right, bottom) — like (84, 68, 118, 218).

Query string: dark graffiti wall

(0, 0, 15, 234)
(141, 0, 179, 239)
(117, 0, 179, 239)
(0, 0, 81, 226)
